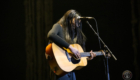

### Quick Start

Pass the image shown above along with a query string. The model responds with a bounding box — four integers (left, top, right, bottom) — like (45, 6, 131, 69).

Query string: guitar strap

(65, 50, 71, 62)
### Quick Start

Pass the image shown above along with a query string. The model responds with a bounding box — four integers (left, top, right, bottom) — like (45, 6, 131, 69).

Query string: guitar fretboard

(80, 52, 104, 57)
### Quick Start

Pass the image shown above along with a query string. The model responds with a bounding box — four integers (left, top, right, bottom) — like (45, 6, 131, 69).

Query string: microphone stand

(86, 21, 117, 80)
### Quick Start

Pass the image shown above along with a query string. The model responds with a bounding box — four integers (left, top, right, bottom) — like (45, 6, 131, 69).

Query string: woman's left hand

(87, 50, 96, 60)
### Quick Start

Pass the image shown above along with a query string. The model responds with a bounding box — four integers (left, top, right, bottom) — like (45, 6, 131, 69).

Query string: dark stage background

(1, 0, 139, 80)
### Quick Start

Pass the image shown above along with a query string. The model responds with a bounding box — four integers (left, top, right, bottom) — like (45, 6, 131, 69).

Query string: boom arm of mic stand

(86, 21, 117, 61)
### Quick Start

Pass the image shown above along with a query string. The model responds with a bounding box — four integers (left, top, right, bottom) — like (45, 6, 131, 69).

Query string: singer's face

(70, 18, 76, 29)
(70, 18, 81, 29)
(72, 18, 76, 25)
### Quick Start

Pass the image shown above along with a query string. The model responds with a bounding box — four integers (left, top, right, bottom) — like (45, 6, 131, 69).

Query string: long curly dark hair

(57, 9, 86, 51)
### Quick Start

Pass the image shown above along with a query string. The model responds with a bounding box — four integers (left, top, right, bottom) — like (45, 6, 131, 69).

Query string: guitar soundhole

(71, 57, 80, 64)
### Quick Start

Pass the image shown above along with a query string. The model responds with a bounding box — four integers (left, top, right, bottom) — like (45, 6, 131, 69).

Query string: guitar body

(45, 43, 88, 76)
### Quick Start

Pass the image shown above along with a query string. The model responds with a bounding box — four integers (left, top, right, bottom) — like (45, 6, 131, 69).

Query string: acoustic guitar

(45, 43, 105, 76)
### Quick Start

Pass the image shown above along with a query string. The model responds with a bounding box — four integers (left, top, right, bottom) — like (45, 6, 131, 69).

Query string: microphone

(77, 16, 94, 19)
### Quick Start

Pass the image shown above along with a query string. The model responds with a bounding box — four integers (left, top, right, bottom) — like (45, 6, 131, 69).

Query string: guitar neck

(80, 52, 104, 57)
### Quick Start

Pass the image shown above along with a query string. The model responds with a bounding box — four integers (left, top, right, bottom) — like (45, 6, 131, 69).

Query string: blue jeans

(57, 72, 76, 80)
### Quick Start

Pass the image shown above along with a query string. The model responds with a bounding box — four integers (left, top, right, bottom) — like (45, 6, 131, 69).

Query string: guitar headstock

(100, 50, 111, 58)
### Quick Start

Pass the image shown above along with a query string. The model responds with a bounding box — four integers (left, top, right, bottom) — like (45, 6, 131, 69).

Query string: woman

(47, 9, 96, 80)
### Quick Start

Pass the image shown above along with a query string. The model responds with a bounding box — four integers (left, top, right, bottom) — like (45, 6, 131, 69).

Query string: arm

(47, 24, 81, 59)
(47, 24, 70, 48)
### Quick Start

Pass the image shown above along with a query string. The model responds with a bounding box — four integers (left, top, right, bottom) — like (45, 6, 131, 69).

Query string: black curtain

(24, 0, 53, 80)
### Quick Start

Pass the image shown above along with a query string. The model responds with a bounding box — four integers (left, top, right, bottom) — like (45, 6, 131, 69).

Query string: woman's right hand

(68, 45, 81, 59)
